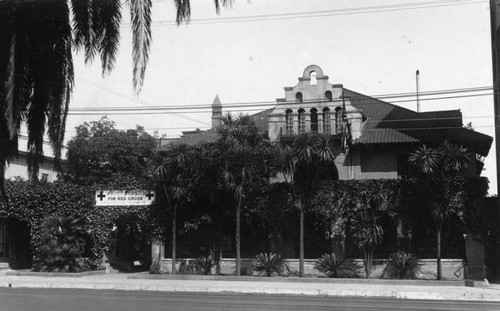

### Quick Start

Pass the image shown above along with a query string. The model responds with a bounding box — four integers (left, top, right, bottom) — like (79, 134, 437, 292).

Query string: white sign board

(95, 190, 155, 206)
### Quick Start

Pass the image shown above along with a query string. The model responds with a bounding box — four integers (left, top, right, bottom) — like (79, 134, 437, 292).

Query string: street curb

(128, 273, 465, 287)
(1, 280, 500, 301)
(5, 270, 106, 277)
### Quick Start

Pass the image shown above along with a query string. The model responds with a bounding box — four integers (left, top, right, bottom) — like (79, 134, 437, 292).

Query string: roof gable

(343, 89, 492, 156)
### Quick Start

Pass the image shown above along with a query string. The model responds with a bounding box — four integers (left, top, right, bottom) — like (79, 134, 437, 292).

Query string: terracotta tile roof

(156, 108, 275, 151)
(344, 89, 492, 156)
(156, 129, 218, 151)
(157, 90, 492, 157)
(251, 107, 275, 134)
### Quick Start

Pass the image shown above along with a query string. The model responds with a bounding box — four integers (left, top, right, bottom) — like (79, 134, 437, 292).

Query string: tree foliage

(216, 113, 274, 276)
(408, 141, 473, 280)
(0, 0, 234, 192)
(65, 117, 157, 186)
(151, 142, 195, 274)
(274, 133, 339, 276)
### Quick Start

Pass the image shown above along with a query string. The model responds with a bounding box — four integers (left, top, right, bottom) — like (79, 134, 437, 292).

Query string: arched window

(298, 108, 305, 134)
(310, 108, 318, 134)
(285, 109, 293, 134)
(323, 108, 331, 134)
(296, 92, 303, 103)
(310, 71, 317, 85)
(325, 91, 332, 101)
(335, 107, 343, 134)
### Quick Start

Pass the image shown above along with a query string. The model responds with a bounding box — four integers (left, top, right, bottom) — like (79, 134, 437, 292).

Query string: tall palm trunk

(299, 205, 304, 277)
(235, 166, 245, 276)
(364, 248, 373, 278)
(172, 204, 177, 274)
(436, 226, 442, 280)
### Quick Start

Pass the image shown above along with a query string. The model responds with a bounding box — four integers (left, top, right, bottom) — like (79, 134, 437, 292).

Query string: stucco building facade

(205, 65, 491, 181)
(155, 65, 494, 279)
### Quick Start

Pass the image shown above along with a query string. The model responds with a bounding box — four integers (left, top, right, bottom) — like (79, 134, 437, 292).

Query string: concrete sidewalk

(1, 269, 499, 301)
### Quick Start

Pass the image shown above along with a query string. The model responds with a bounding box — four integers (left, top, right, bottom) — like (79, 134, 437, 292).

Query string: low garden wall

(154, 258, 464, 280)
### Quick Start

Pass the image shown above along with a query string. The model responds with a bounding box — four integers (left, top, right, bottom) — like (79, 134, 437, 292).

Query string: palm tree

(350, 182, 384, 278)
(408, 141, 471, 280)
(0, 0, 232, 193)
(151, 143, 193, 274)
(276, 133, 338, 276)
(217, 113, 267, 276)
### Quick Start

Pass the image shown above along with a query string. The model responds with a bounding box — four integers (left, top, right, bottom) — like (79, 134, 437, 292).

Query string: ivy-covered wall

(0, 179, 159, 269)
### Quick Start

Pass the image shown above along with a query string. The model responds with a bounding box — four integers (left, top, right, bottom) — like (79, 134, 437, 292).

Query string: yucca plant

(194, 253, 215, 275)
(314, 253, 361, 278)
(382, 251, 422, 279)
(252, 252, 287, 277)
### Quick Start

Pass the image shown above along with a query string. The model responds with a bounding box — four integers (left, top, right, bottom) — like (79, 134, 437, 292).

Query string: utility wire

(67, 91, 495, 115)
(68, 85, 493, 113)
(76, 77, 211, 127)
(121, 0, 486, 27)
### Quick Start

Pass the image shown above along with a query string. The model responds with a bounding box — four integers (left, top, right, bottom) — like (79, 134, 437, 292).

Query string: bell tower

(211, 95, 222, 128)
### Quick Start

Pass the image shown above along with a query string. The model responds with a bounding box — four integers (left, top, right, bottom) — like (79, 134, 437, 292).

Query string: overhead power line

(76, 77, 211, 126)
(68, 86, 494, 115)
(120, 0, 485, 27)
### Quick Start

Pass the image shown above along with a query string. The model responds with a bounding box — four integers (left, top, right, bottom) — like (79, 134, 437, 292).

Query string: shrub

(178, 259, 198, 274)
(252, 252, 287, 277)
(382, 251, 422, 279)
(35, 215, 88, 272)
(194, 253, 215, 275)
(314, 253, 361, 278)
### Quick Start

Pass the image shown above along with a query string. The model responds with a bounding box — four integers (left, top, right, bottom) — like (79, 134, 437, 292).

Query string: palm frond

(274, 145, 298, 180)
(71, 0, 91, 53)
(23, 0, 74, 180)
(166, 143, 193, 169)
(382, 252, 422, 279)
(174, 0, 191, 25)
(294, 133, 313, 162)
(252, 252, 287, 277)
(129, 0, 152, 94)
(46, 1, 74, 173)
(314, 253, 361, 278)
(194, 253, 215, 275)
(350, 212, 384, 249)
(151, 162, 168, 183)
(72, 0, 100, 63)
(214, 0, 234, 14)
(313, 134, 337, 163)
(98, 0, 122, 75)
(408, 144, 441, 174)
(440, 141, 471, 174)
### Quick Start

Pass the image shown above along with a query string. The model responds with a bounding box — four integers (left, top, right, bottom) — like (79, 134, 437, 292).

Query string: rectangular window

(41, 173, 49, 182)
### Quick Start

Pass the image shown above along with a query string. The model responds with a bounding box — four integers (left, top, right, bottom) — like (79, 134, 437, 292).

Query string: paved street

(1, 288, 500, 311)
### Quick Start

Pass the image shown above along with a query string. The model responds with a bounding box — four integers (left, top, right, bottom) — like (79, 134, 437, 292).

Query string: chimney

(211, 95, 222, 128)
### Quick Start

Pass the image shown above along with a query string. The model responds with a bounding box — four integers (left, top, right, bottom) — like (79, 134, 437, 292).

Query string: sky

(67, 0, 497, 194)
